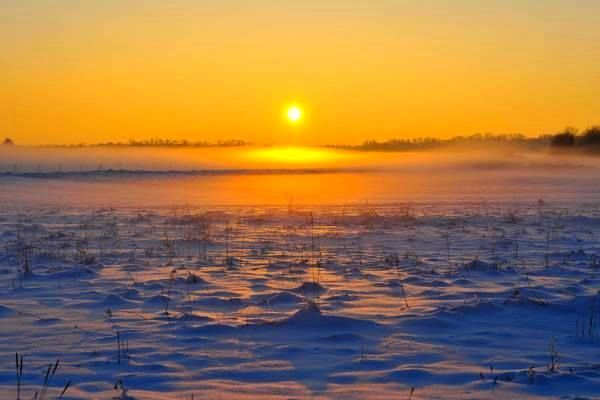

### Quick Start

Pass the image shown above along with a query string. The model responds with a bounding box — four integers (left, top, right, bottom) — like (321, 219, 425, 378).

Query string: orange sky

(2, 1, 600, 145)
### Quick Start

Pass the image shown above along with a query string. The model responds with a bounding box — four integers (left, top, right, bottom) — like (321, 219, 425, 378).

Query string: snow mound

(46, 264, 98, 279)
(0, 230, 16, 239)
(464, 259, 497, 271)
(95, 294, 135, 308)
(291, 281, 328, 296)
(260, 291, 304, 306)
(144, 294, 172, 306)
(277, 303, 380, 331)
(174, 273, 208, 285)
(0, 304, 15, 317)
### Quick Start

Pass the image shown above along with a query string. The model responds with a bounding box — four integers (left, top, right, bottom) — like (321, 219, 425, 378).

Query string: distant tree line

(35, 138, 249, 148)
(4, 127, 600, 152)
(330, 133, 551, 152)
(330, 127, 600, 153)
(125, 138, 248, 147)
(550, 126, 600, 150)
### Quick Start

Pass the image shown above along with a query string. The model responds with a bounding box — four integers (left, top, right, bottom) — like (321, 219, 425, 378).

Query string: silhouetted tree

(578, 126, 600, 147)
(2, 137, 13, 145)
(550, 128, 577, 147)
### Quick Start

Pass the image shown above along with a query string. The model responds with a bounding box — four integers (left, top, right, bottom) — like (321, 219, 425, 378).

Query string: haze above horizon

(3, 0, 600, 145)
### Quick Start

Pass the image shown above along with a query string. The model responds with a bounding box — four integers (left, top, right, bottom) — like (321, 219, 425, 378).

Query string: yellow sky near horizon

(2, 0, 600, 145)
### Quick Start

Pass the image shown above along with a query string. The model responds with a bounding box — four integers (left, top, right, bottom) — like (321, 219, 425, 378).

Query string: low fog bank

(1, 144, 600, 175)
(1, 145, 600, 208)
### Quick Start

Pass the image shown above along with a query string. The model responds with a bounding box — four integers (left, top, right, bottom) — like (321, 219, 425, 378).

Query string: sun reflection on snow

(247, 146, 341, 165)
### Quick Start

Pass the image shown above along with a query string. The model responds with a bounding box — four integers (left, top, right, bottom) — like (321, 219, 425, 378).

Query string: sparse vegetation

(14, 354, 71, 400)
(1, 201, 599, 398)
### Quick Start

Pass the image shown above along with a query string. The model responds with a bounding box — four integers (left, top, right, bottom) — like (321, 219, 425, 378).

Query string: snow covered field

(1, 172, 600, 399)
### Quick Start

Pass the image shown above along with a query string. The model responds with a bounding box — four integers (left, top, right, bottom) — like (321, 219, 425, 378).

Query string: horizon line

(3, 129, 596, 148)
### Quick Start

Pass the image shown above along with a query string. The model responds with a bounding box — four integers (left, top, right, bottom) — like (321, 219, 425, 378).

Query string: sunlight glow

(249, 146, 334, 164)
(286, 106, 303, 124)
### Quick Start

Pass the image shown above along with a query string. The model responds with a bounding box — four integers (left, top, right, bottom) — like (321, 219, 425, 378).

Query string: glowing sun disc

(286, 106, 303, 123)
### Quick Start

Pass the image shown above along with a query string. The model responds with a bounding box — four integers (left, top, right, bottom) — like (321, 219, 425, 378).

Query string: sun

(286, 105, 303, 124)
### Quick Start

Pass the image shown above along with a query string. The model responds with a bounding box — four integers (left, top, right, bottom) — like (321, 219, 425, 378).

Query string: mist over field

(1, 144, 599, 207)
(2, 141, 600, 171)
